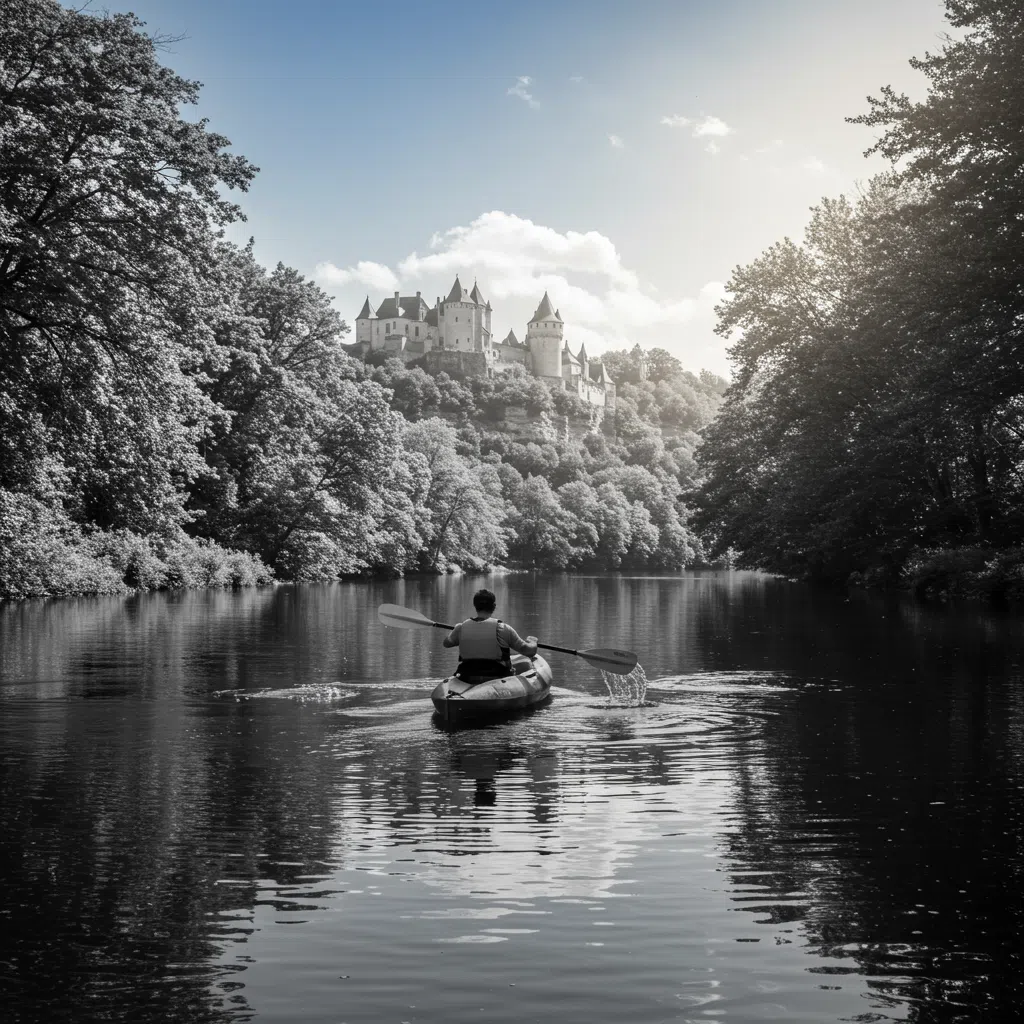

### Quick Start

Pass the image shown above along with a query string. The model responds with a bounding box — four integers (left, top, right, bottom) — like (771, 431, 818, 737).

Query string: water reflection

(1, 574, 1023, 1022)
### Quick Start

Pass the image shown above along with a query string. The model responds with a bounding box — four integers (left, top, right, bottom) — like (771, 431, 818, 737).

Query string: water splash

(599, 663, 649, 707)
(214, 684, 357, 704)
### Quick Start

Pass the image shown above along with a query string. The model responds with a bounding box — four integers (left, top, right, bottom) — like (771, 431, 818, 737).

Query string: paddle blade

(378, 603, 437, 630)
(578, 647, 639, 675)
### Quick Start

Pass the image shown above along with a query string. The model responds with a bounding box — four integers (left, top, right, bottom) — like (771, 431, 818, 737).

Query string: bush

(972, 548, 1024, 603)
(0, 490, 274, 600)
(0, 491, 126, 599)
(85, 529, 169, 589)
(153, 534, 274, 589)
(902, 547, 989, 599)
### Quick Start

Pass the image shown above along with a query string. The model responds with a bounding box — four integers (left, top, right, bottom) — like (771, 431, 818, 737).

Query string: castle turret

(577, 342, 589, 381)
(470, 280, 492, 347)
(526, 291, 564, 380)
(355, 295, 377, 348)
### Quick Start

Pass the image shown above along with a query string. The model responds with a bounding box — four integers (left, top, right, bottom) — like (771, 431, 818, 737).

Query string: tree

(504, 476, 577, 569)
(646, 347, 684, 383)
(190, 244, 405, 576)
(401, 418, 506, 571)
(372, 361, 440, 421)
(0, 0, 256, 531)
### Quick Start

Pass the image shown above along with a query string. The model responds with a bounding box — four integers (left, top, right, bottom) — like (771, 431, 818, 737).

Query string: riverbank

(0, 493, 274, 601)
(848, 546, 1024, 603)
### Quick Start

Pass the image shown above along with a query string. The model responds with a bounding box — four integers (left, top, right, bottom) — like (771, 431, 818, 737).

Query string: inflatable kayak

(431, 654, 553, 720)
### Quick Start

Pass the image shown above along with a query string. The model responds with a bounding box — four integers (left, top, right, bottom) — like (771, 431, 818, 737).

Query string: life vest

(458, 617, 509, 663)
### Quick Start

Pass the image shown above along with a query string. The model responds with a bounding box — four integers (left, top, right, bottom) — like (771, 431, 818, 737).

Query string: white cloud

(801, 156, 827, 174)
(608, 134, 624, 149)
(397, 211, 639, 290)
(569, 75, 584, 84)
(315, 259, 398, 292)
(662, 113, 733, 154)
(693, 115, 732, 137)
(507, 76, 539, 108)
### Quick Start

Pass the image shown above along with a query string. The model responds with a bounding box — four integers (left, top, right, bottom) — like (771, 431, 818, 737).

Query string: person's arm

(442, 622, 462, 648)
(497, 622, 538, 658)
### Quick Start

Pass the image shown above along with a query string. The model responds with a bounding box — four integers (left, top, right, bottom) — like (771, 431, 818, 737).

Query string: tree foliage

(0, 0, 255, 534)
(695, 0, 1024, 583)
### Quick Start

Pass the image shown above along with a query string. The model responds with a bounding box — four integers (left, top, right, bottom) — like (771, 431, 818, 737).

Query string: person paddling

(443, 589, 538, 680)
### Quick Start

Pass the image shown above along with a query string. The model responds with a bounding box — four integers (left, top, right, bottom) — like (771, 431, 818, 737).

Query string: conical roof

(446, 275, 467, 302)
(470, 281, 486, 305)
(577, 342, 588, 362)
(356, 295, 376, 319)
(503, 328, 519, 347)
(530, 292, 562, 323)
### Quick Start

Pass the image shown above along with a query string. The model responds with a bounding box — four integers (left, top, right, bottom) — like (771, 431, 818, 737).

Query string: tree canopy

(695, 0, 1024, 584)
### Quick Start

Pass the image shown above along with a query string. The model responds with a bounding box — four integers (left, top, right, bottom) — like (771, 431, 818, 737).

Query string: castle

(345, 275, 639, 410)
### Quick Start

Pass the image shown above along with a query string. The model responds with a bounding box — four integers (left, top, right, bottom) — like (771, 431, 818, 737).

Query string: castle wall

(494, 343, 528, 370)
(422, 349, 487, 380)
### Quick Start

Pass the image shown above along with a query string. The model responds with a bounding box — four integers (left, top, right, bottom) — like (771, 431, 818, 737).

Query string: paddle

(377, 603, 639, 676)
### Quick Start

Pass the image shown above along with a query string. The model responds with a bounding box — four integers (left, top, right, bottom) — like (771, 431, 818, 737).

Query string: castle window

(415, 326, 419, 337)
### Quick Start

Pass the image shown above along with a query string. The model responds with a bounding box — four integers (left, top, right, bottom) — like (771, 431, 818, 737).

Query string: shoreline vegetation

(4, 1, 1023, 606)
(691, 1, 1024, 606)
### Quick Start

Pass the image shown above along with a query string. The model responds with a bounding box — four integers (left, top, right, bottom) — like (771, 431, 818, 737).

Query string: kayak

(431, 654, 553, 720)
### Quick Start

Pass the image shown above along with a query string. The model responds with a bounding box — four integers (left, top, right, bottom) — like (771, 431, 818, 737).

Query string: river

(1, 571, 1022, 1023)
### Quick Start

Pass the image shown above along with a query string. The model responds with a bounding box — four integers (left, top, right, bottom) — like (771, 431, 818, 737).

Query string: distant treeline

(693, 0, 1024, 601)
(0, 0, 726, 599)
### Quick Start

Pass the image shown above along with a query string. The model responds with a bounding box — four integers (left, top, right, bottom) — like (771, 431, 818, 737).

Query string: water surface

(1, 572, 1022, 1022)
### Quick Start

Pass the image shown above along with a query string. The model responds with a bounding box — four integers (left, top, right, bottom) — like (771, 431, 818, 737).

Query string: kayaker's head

(472, 589, 497, 616)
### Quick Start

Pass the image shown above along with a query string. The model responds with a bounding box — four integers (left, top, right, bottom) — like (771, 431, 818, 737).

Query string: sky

(100, 0, 951, 376)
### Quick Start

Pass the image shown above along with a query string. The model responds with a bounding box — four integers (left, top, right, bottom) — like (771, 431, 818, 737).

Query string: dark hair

(472, 588, 496, 613)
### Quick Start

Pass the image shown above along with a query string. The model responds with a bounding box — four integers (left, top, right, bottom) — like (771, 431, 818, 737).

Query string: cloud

(396, 211, 639, 290)
(801, 156, 828, 174)
(507, 76, 539, 108)
(608, 134, 624, 149)
(693, 115, 732, 137)
(661, 112, 733, 153)
(315, 259, 398, 292)
(569, 75, 584, 84)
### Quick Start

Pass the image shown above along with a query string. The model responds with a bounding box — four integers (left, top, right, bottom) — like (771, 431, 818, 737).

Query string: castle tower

(526, 292, 563, 380)
(355, 295, 377, 348)
(577, 342, 589, 381)
(470, 280, 492, 353)
(439, 275, 482, 351)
